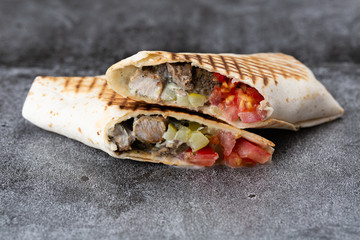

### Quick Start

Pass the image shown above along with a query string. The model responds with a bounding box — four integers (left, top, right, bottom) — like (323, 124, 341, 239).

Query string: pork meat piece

(193, 68, 219, 96)
(108, 124, 135, 151)
(166, 63, 194, 91)
(133, 116, 167, 143)
(129, 69, 164, 100)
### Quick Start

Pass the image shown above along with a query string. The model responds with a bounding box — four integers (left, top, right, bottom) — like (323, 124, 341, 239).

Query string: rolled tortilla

(22, 76, 274, 167)
(106, 51, 344, 130)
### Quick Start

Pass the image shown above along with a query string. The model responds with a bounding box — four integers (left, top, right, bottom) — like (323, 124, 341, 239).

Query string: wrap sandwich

(106, 51, 344, 130)
(22, 76, 274, 168)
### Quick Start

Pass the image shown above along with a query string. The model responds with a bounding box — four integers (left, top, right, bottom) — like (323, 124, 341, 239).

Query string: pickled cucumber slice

(189, 131, 210, 151)
(174, 126, 191, 142)
(161, 83, 178, 101)
(188, 93, 207, 108)
(177, 94, 190, 106)
(163, 123, 177, 141)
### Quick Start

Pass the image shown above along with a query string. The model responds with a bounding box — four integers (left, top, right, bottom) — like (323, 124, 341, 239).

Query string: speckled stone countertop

(0, 0, 359, 239)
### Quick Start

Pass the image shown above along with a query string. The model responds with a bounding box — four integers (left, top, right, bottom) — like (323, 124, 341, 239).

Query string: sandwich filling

(128, 63, 268, 123)
(107, 115, 271, 167)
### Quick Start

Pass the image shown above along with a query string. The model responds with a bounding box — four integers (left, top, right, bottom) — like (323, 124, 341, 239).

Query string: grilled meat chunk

(193, 68, 218, 96)
(143, 64, 171, 81)
(129, 69, 164, 100)
(166, 63, 194, 91)
(131, 62, 219, 100)
(133, 116, 167, 143)
(108, 124, 135, 151)
(156, 140, 189, 156)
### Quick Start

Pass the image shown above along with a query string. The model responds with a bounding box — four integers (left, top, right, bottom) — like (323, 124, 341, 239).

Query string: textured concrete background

(0, 0, 359, 239)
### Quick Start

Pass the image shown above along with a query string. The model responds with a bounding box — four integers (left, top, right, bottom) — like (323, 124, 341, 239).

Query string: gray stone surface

(0, 0, 359, 239)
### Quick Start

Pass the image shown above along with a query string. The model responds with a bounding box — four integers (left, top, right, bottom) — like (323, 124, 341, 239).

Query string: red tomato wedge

(186, 146, 219, 167)
(224, 152, 242, 167)
(210, 72, 266, 123)
(214, 72, 228, 82)
(223, 104, 239, 121)
(209, 86, 223, 106)
(245, 87, 264, 103)
(238, 111, 263, 123)
(233, 138, 271, 164)
(218, 131, 236, 156)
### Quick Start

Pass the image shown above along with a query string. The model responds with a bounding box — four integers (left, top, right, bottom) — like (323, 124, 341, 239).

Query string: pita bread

(22, 76, 274, 167)
(106, 51, 344, 130)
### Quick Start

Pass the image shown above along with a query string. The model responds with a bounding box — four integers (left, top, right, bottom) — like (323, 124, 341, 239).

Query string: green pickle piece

(177, 94, 190, 106)
(163, 123, 177, 141)
(189, 131, 210, 151)
(161, 83, 178, 101)
(188, 93, 207, 108)
(174, 126, 191, 142)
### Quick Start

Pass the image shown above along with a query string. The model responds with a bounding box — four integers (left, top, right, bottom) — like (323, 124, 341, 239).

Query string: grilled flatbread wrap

(106, 51, 344, 130)
(22, 76, 274, 168)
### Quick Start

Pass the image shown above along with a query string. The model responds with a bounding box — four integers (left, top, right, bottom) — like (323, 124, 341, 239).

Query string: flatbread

(106, 51, 344, 130)
(22, 76, 274, 167)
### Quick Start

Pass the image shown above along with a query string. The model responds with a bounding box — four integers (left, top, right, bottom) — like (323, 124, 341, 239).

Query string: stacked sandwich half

(22, 51, 344, 168)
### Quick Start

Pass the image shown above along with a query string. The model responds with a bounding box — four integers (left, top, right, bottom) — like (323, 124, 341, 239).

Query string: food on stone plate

(22, 76, 274, 168)
(106, 51, 344, 130)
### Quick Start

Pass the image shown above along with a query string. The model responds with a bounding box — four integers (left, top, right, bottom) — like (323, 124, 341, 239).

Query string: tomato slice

(210, 74, 266, 124)
(223, 104, 239, 121)
(186, 146, 219, 167)
(218, 131, 236, 156)
(224, 153, 258, 167)
(245, 87, 264, 103)
(238, 111, 263, 123)
(233, 138, 271, 164)
(214, 72, 227, 83)
(224, 152, 242, 167)
(209, 86, 223, 106)
(241, 158, 257, 167)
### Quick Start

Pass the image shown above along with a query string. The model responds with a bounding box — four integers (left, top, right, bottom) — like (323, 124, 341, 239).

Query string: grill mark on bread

(183, 54, 190, 60)
(265, 66, 277, 85)
(208, 55, 216, 70)
(98, 81, 108, 99)
(245, 57, 308, 80)
(170, 52, 176, 60)
(88, 77, 98, 92)
(145, 103, 152, 110)
(133, 101, 140, 111)
(239, 58, 258, 84)
(229, 56, 243, 80)
(75, 77, 84, 93)
(64, 78, 70, 89)
(107, 91, 117, 106)
(120, 97, 128, 109)
(279, 67, 289, 79)
(172, 52, 310, 84)
(180, 53, 262, 79)
(263, 78, 269, 86)
(220, 56, 230, 75)
(248, 56, 278, 84)
(196, 54, 203, 65)
(250, 60, 268, 86)
(235, 59, 282, 83)
(237, 59, 268, 80)
(266, 54, 304, 68)
(256, 60, 305, 79)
